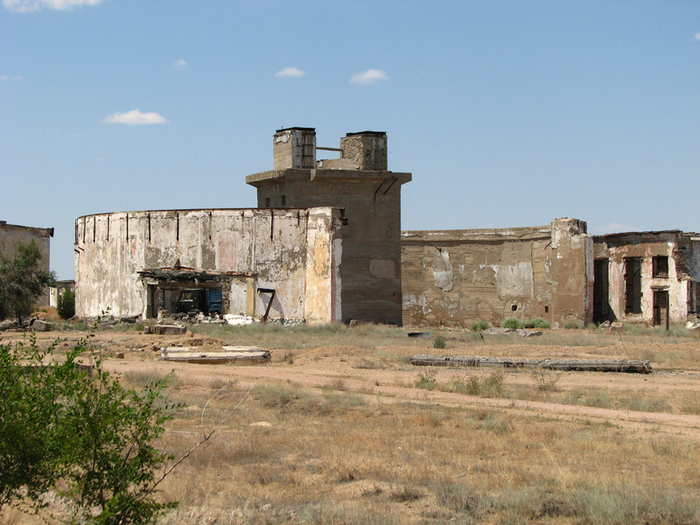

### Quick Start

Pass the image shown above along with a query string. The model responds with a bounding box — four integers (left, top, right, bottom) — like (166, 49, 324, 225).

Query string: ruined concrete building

(593, 230, 699, 327)
(404, 223, 699, 328)
(74, 128, 698, 327)
(75, 129, 410, 324)
(0, 221, 53, 307)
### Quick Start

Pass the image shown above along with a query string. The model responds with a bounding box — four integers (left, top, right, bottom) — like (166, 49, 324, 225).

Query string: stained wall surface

(74, 208, 342, 321)
(401, 218, 593, 328)
(0, 221, 53, 307)
(593, 231, 700, 324)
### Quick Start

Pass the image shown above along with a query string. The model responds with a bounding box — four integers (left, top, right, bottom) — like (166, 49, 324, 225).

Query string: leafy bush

(529, 318, 551, 329)
(502, 317, 522, 329)
(0, 335, 179, 523)
(57, 289, 75, 320)
(564, 322, 580, 329)
(471, 321, 490, 332)
(432, 336, 446, 349)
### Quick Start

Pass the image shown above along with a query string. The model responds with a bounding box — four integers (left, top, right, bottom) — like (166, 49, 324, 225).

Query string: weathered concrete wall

(0, 221, 53, 307)
(248, 129, 411, 325)
(75, 208, 342, 321)
(401, 218, 592, 328)
(593, 231, 699, 324)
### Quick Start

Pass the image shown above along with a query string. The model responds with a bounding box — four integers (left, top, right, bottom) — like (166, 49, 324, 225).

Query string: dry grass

(3, 323, 700, 524)
(145, 380, 700, 525)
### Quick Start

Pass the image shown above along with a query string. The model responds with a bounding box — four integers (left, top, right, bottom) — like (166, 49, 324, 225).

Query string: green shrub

(432, 335, 446, 349)
(0, 335, 179, 523)
(502, 317, 522, 329)
(530, 318, 551, 329)
(57, 289, 75, 320)
(471, 321, 490, 332)
(564, 322, 580, 329)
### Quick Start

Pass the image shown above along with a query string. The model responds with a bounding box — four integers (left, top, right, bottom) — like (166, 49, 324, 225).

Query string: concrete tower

(246, 127, 411, 324)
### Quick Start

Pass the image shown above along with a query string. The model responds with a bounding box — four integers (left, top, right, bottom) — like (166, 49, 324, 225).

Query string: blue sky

(1, 0, 699, 280)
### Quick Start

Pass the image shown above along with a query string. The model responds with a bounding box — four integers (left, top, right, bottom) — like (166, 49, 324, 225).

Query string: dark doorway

(653, 290, 669, 329)
(593, 259, 614, 323)
(624, 258, 642, 315)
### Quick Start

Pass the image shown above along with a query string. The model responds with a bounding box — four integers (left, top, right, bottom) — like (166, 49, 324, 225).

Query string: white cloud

(173, 59, 187, 70)
(0, 74, 23, 81)
(101, 109, 168, 126)
(275, 66, 305, 78)
(694, 32, 700, 41)
(350, 69, 389, 85)
(3, 0, 103, 13)
(594, 222, 639, 234)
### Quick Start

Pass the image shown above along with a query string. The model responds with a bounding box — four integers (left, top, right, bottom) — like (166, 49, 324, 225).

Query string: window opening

(624, 257, 642, 314)
(653, 256, 669, 278)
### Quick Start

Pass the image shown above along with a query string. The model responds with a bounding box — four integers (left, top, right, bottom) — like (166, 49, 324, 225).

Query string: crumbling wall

(75, 208, 342, 321)
(0, 221, 53, 307)
(401, 219, 591, 328)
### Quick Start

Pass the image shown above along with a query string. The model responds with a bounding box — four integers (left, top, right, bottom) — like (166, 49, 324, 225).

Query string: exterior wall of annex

(0, 221, 54, 307)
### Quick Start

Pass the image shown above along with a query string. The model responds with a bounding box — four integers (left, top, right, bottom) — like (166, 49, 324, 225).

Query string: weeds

(433, 335, 447, 349)
(531, 370, 560, 392)
(471, 321, 490, 332)
(414, 370, 438, 390)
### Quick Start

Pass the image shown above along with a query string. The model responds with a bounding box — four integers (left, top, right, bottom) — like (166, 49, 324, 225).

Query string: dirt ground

(5, 327, 700, 442)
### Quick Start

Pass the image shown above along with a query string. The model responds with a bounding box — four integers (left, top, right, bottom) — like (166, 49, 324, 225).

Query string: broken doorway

(593, 259, 613, 323)
(653, 289, 669, 329)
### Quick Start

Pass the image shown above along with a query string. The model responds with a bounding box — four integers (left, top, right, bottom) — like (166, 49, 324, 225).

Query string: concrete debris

(224, 314, 256, 326)
(609, 322, 624, 333)
(516, 329, 542, 337)
(30, 319, 52, 332)
(483, 327, 511, 335)
(145, 324, 187, 335)
(481, 327, 541, 337)
(161, 345, 270, 364)
(411, 354, 652, 374)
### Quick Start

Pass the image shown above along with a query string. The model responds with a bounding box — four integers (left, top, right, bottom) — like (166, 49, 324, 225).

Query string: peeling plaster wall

(0, 221, 53, 306)
(75, 208, 341, 321)
(593, 231, 699, 324)
(401, 219, 591, 328)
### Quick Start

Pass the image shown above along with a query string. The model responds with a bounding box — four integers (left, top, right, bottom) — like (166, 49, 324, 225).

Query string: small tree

(0, 335, 179, 523)
(57, 289, 75, 320)
(0, 240, 55, 322)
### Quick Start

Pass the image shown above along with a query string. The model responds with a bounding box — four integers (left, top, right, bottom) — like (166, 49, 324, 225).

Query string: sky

(1, 0, 699, 280)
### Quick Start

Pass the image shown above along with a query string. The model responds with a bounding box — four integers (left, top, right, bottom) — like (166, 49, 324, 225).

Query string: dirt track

(7, 328, 697, 442)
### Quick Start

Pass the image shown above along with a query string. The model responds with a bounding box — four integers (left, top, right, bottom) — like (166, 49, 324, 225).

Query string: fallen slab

(411, 354, 652, 374)
(145, 324, 187, 335)
(161, 345, 270, 364)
